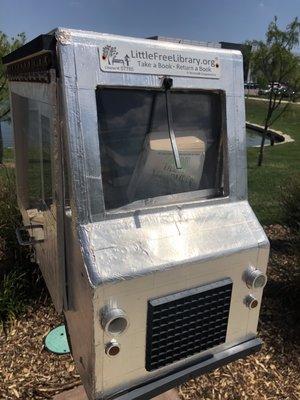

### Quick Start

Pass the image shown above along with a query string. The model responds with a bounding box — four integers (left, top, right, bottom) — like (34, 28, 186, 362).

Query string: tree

(249, 17, 300, 166)
(0, 32, 26, 164)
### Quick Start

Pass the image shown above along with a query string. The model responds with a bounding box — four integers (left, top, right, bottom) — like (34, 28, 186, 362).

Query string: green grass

(246, 99, 300, 225)
(3, 148, 14, 162)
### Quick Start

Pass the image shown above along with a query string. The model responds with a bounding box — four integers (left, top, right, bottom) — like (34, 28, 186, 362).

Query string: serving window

(96, 87, 226, 211)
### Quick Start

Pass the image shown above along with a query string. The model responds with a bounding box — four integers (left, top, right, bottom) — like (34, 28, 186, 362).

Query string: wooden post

(53, 385, 180, 400)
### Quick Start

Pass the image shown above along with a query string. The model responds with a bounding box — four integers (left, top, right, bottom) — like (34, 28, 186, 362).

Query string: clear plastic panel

(41, 114, 52, 206)
(96, 88, 223, 210)
(11, 93, 53, 211)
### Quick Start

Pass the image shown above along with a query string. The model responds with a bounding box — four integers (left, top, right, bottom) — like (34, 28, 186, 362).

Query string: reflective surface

(97, 88, 224, 210)
(10, 81, 65, 314)
(11, 93, 53, 210)
(246, 128, 270, 147)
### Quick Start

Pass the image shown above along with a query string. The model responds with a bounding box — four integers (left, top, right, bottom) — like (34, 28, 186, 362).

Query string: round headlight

(101, 307, 128, 336)
(244, 267, 267, 289)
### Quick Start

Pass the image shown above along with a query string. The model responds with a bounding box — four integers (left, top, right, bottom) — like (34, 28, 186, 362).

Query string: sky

(0, 0, 299, 45)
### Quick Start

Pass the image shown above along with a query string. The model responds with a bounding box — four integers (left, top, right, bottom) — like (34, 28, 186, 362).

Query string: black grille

(146, 278, 233, 371)
(6, 52, 55, 83)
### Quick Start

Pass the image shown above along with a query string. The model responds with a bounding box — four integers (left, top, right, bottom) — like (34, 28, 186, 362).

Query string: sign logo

(99, 41, 221, 79)
(102, 45, 130, 67)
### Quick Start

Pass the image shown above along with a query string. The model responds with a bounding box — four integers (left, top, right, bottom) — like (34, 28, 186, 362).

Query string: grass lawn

(246, 99, 300, 225)
(2, 148, 14, 162)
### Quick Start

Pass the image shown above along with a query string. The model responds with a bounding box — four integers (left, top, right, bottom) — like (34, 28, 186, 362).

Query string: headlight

(101, 307, 128, 335)
(244, 267, 267, 289)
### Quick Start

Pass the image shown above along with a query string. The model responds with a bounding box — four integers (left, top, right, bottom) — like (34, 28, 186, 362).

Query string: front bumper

(108, 337, 262, 400)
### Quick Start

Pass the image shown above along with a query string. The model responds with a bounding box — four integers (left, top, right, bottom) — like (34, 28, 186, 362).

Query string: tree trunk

(258, 126, 268, 166)
(258, 89, 274, 166)
(0, 121, 3, 164)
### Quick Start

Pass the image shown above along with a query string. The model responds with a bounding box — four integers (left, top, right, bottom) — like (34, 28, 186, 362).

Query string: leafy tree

(249, 17, 300, 166)
(0, 32, 26, 163)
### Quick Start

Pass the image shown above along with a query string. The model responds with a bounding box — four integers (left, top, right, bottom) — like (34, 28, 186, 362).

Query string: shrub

(0, 166, 46, 332)
(0, 167, 21, 259)
(280, 178, 300, 294)
(280, 178, 300, 234)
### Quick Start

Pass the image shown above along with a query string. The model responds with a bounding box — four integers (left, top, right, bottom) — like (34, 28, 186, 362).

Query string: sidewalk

(245, 96, 300, 105)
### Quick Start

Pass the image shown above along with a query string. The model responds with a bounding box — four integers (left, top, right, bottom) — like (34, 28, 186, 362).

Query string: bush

(280, 178, 300, 234)
(280, 178, 300, 292)
(0, 167, 21, 260)
(0, 166, 46, 332)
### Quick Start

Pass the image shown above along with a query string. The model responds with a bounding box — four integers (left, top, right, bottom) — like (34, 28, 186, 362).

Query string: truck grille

(146, 278, 232, 371)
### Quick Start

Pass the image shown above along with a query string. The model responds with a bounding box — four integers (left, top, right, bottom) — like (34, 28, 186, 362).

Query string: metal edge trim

(149, 277, 232, 307)
(2, 34, 56, 65)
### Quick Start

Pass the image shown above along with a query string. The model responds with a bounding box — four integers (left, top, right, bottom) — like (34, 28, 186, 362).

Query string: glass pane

(27, 105, 43, 207)
(97, 88, 224, 210)
(170, 91, 222, 190)
(41, 115, 52, 206)
(11, 94, 27, 208)
(11, 93, 53, 210)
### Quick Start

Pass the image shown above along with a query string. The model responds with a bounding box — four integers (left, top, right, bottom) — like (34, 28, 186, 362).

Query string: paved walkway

(245, 96, 300, 105)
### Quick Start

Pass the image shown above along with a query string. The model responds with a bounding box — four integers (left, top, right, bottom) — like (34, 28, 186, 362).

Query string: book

(127, 130, 207, 201)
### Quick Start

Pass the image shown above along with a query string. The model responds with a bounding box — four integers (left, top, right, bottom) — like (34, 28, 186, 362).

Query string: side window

(27, 107, 43, 207)
(41, 114, 52, 206)
(11, 93, 53, 211)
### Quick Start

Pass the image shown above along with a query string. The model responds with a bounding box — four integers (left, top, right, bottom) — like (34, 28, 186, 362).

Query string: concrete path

(245, 96, 300, 105)
(246, 121, 294, 146)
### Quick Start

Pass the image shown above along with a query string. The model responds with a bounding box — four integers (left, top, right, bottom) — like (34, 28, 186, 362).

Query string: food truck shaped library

(3, 28, 269, 400)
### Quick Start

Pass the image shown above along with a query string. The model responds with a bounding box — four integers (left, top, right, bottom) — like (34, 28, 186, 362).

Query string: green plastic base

(44, 324, 70, 355)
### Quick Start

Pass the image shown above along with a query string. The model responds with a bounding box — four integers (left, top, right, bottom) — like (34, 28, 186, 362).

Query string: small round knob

(244, 267, 267, 289)
(105, 340, 121, 357)
(245, 294, 259, 309)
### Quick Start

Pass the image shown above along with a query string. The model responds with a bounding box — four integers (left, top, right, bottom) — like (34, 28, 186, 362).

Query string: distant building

(219, 41, 243, 51)
(148, 35, 222, 49)
(148, 36, 249, 81)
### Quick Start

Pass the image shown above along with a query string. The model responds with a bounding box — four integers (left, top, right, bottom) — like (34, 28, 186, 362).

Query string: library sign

(99, 41, 221, 79)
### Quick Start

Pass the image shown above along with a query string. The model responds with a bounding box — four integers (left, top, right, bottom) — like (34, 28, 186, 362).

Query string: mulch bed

(0, 225, 299, 399)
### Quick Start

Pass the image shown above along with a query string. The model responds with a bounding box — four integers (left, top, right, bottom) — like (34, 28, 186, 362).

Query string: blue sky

(0, 0, 299, 45)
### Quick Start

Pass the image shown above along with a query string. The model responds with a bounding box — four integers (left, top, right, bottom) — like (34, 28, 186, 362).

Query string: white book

(127, 130, 207, 201)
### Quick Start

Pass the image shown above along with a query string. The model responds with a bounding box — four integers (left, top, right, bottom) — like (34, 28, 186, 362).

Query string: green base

(44, 325, 70, 354)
